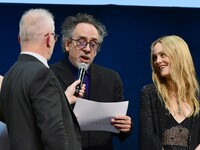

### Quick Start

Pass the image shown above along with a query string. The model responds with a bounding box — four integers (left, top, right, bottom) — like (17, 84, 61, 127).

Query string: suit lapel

(90, 64, 101, 101)
(55, 60, 76, 89)
(52, 60, 81, 130)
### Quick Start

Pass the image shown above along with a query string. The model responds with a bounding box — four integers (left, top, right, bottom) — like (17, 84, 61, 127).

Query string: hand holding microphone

(65, 79, 86, 104)
(74, 63, 88, 96)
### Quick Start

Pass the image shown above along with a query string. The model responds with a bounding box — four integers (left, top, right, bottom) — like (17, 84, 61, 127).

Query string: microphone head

(78, 63, 89, 71)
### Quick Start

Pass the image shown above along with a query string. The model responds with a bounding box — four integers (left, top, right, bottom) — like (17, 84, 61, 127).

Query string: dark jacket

(1, 54, 81, 150)
(140, 84, 200, 150)
(50, 58, 130, 150)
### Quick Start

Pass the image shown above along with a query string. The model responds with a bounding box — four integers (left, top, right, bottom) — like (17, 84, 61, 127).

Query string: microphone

(74, 62, 88, 96)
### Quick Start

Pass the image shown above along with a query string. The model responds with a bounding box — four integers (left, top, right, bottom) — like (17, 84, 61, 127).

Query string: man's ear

(65, 39, 70, 52)
(18, 35, 21, 44)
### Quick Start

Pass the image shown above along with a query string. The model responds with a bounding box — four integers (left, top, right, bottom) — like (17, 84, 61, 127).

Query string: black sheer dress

(140, 84, 200, 150)
(162, 114, 192, 150)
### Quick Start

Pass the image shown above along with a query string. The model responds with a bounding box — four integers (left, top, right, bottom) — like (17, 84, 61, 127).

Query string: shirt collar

(21, 52, 49, 68)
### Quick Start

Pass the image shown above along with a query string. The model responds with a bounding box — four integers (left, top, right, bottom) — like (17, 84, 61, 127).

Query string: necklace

(172, 92, 182, 115)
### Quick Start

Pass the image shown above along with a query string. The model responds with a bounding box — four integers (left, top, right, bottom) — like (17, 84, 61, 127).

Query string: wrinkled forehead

(73, 23, 100, 40)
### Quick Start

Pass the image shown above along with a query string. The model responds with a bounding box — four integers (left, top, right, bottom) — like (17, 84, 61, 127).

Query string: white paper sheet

(73, 98, 129, 133)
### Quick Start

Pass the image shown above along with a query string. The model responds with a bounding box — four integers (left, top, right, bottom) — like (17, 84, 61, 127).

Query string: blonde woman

(140, 35, 200, 150)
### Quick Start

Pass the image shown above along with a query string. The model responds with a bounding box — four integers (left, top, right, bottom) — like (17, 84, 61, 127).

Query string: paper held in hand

(73, 98, 129, 133)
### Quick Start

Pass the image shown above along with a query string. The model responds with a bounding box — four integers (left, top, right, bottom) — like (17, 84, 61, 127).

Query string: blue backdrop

(1, 3, 200, 150)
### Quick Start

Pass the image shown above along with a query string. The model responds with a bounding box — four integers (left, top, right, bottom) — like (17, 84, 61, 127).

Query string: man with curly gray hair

(51, 13, 132, 150)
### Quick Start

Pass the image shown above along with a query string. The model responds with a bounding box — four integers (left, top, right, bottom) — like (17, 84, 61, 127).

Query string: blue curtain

(1, 4, 200, 150)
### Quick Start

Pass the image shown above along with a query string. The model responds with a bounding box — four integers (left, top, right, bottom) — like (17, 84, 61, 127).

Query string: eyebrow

(153, 50, 164, 55)
(78, 36, 98, 41)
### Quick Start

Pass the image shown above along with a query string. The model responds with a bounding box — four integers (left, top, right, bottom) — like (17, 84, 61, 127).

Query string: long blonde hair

(151, 35, 200, 116)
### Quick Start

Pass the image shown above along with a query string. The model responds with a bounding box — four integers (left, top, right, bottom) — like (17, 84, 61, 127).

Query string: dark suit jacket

(50, 58, 130, 150)
(140, 84, 200, 150)
(1, 54, 82, 150)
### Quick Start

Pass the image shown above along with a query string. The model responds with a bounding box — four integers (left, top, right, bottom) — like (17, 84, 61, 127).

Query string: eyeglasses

(45, 33, 60, 41)
(71, 38, 101, 52)
(51, 33, 59, 41)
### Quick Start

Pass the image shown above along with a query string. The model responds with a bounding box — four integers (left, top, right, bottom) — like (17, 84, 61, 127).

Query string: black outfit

(50, 58, 131, 150)
(162, 114, 191, 150)
(140, 84, 200, 150)
(1, 54, 81, 150)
